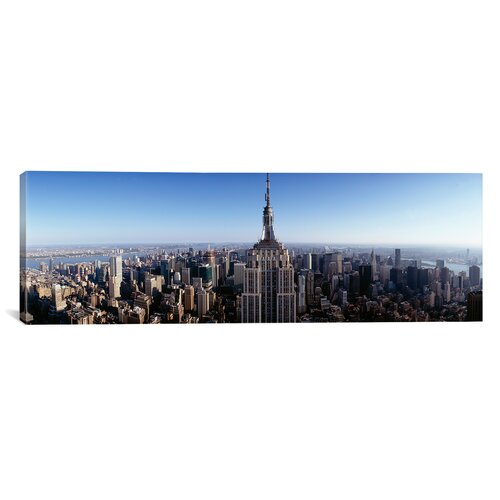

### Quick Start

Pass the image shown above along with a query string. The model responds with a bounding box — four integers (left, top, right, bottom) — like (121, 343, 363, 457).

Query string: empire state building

(242, 174, 296, 323)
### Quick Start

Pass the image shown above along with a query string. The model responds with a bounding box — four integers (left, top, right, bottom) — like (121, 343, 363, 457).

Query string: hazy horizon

(25, 242, 483, 251)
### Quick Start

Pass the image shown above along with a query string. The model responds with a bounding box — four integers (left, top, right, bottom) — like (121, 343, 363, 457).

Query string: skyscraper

(406, 266, 418, 290)
(467, 291, 482, 321)
(160, 257, 170, 285)
(297, 274, 306, 314)
(395, 248, 401, 269)
(358, 265, 372, 296)
(184, 285, 195, 313)
(303, 253, 312, 270)
(390, 267, 402, 286)
(181, 267, 191, 285)
(370, 249, 377, 280)
(197, 288, 209, 319)
(242, 174, 296, 323)
(145, 273, 162, 297)
(469, 265, 480, 287)
(109, 255, 123, 300)
(51, 283, 66, 312)
(109, 256, 123, 283)
(441, 267, 450, 285)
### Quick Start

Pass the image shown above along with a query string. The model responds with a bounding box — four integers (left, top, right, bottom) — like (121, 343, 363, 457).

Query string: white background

(1, 1, 499, 499)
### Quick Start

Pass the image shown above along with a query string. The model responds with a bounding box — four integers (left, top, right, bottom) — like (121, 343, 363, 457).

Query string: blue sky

(23, 172, 482, 247)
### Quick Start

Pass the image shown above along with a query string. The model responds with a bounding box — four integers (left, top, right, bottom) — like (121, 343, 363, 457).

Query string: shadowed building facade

(242, 174, 296, 323)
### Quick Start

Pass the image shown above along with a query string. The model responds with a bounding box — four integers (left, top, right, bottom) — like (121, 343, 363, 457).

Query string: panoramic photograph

(20, 172, 483, 324)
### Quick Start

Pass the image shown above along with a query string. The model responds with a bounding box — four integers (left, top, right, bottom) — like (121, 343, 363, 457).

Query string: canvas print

(20, 172, 483, 324)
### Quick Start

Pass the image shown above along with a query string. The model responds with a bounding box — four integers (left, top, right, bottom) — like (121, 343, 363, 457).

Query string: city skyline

(21, 172, 483, 324)
(22, 172, 482, 247)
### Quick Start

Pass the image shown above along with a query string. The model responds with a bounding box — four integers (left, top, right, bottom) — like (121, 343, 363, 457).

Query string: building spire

(266, 173, 271, 207)
(260, 173, 276, 242)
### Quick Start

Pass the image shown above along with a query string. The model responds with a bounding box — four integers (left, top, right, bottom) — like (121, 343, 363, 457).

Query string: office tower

(51, 284, 66, 312)
(208, 290, 216, 310)
(204, 250, 217, 290)
(224, 251, 231, 276)
(311, 253, 321, 273)
(343, 272, 350, 292)
(144, 273, 158, 297)
(204, 251, 215, 267)
(469, 265, 480, 287)
(359, 264, 372, 296)
(172, 302, 184, 323)
(297, 274, 306, 314)
(192, 277, 203, 290)
(109, 256, 123, 283)
(98, 265, 108, 287)
(217, 263, 224, 286)
(436, 259, 445, 269)
(181, 267, 190, 285)
(379, 264, 390, 286)
(160, 258, 170, 285)
(395, 248, 401, 269)
(242, 174, 296, 323)
(109, 276, 122, 300)
(339, 289, 348, 307)
(184, 285, 195, 312)
(349, 271, 360, 296)
(305, 270, 315, 306)
(174, 260, 183, 274)
(335, 253, 343, 275)
(219, 258, 228, 283)
(130, 268, 139, 283)
(233, 263, 246, 287)
(418, 268, 429, 290)
(109, 255, 123, 300)
(429, 291, 436, 308)
(440, 267, 450, 285)
(331, 275, 340, 293)
(444, 282, 451, 302)
(370, 249, 377, 280)
(322, 253, 333, 277)
(406, 266, 418, 290)
(435, 295, 443, 310)
(467, 291, 482, 321)
(197, 288, 209, 319)
(324, 252, 343, 278)
(314, 286, 322, 306)
(198, 264, 213, 286)
(303, 253, 312, 270)
(327, 261, 337, 278)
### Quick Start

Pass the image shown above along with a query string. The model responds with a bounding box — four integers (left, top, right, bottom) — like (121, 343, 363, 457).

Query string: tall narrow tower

(241, 174, 296, 323)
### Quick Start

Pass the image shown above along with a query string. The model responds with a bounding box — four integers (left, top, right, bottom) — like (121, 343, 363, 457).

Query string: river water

(421, 260, 483, 277)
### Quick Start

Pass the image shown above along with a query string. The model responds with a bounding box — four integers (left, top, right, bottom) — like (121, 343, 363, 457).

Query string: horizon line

(25, 242, 483, 249)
